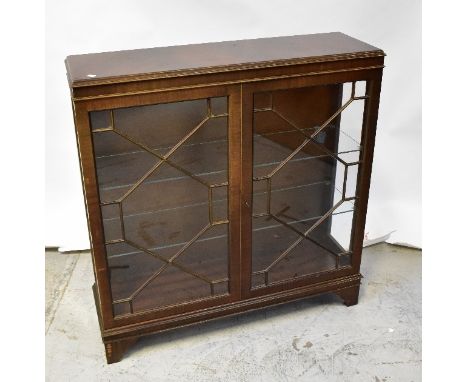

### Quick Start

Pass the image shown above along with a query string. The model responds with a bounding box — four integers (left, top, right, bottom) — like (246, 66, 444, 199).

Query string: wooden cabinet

(65, 32, 384, 363)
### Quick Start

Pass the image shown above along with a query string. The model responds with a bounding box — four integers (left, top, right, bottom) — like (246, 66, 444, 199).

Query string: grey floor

(45, 243, 421, 382)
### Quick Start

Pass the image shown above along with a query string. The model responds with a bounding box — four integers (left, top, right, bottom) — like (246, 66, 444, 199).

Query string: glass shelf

(251, 82, 365, 288)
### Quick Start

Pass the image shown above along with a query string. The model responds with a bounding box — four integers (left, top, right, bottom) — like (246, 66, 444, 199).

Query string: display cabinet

(65, 32, 384, 363)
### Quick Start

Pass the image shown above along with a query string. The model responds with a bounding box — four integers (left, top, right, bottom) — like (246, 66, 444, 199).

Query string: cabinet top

(65, 32, 384, 87)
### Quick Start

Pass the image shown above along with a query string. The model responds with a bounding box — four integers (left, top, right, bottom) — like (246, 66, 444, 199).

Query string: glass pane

(251, 82, 365, 288)
(90, 97, 230, 316)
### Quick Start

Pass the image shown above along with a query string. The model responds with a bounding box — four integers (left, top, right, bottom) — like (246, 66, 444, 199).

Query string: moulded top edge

(65, 32, 385, 88)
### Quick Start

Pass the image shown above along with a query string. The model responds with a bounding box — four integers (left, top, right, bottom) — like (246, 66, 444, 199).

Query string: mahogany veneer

(66, 32, 384, 363)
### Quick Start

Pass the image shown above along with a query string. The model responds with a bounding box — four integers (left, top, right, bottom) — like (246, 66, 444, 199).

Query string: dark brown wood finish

(66, 33, 384, 363)
(66, 33, 381, 86)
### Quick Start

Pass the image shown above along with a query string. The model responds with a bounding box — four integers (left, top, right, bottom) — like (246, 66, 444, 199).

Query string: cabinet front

(86, 88, 241, 319)
(242, 78, 370, 295)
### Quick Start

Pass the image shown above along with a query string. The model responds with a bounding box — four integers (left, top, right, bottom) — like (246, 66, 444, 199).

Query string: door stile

(228, 85, 243, 301)
(73, 101, 116, 329)
(240, 84, 254, 298)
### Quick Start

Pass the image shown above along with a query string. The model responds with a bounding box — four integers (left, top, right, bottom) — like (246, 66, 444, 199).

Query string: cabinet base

(94, 273, 362, 363)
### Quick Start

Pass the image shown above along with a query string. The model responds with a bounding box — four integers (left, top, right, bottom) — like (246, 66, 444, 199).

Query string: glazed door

(241, 75, 375, 298)
(81, 86, 241, 324)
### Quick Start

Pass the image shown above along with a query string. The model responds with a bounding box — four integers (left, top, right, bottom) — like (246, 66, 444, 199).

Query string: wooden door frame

(240, 68, 383, 299)
(73, 84, 243, 330)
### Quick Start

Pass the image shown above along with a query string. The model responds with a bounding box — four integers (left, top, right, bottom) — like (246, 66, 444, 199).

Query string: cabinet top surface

(65, 32, 383, 87)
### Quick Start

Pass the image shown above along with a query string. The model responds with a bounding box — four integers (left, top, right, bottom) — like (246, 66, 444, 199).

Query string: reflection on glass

(251, 82, 365, 288)
(90, 97, 230, 316)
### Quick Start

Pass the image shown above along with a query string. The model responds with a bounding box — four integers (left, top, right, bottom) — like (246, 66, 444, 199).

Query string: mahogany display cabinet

(65, 32, 385, 363)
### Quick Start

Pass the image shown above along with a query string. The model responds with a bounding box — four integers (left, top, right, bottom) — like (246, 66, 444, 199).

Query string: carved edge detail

(70, 50, 386, 88)
(72, 64, 385, 102)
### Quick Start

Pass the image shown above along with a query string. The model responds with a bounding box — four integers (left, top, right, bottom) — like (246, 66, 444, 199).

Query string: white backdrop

(45, 0, 421, 250)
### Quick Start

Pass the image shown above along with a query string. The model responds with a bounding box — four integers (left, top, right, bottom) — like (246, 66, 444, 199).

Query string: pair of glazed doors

(80, 71, 380, 323)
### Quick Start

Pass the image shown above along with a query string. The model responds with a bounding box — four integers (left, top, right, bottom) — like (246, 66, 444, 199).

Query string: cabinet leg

(104, 337, 138, 364)
(336, 285, 360, 307)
